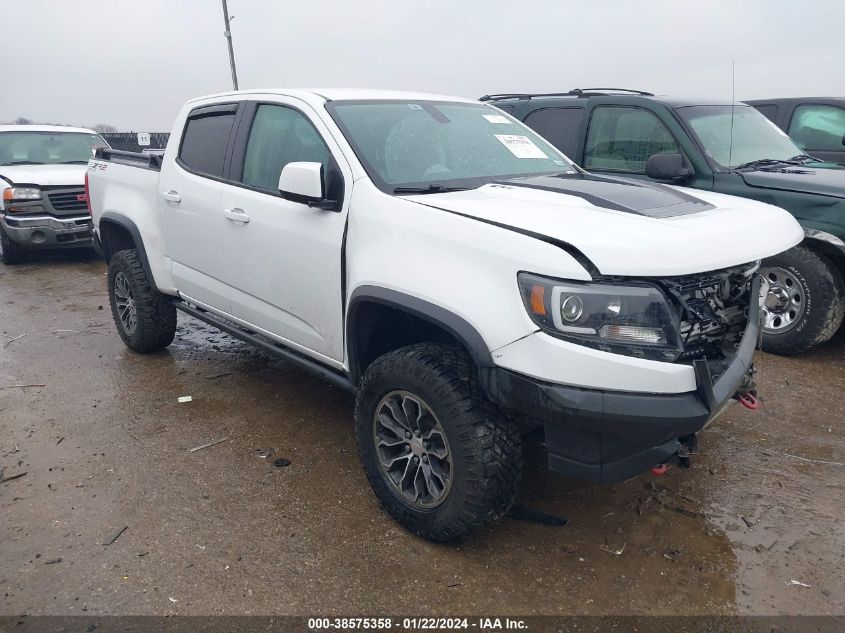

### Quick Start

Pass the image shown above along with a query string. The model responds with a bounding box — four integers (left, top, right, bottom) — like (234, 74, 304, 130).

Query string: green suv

(482, 89, 845, 354)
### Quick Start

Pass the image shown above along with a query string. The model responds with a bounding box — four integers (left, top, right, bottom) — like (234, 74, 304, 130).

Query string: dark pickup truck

(483, 89, 845, 355)
(746, 97, 845, 166)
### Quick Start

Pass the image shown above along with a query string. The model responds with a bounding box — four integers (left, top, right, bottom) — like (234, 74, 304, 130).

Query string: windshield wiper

(787, 154, 817, 163)
(734, 158, 802, 170)
(393, 184, 469, 195)
(1, 160, 45, 166)
(58, 160, 90, 164)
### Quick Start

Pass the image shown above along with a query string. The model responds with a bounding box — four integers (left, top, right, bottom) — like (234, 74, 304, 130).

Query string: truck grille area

(660, 263, 758, 366)
(47, 188, 88, 212)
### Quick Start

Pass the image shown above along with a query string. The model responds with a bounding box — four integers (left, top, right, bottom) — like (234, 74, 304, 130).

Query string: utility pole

(221, 0, 239, 90)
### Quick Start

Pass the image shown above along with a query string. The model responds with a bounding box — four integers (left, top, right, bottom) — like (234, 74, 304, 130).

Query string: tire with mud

(0, 225, 27, 265)
(760, 245, 845, 355)
(107, 249, 177, 353)
(354, 343, 522, 542)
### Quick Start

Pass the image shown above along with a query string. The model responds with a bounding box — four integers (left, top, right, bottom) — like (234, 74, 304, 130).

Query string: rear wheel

(354, 343, 522, 542)
(0, 226, 26, 265)
(107, 249, 177, 353)
(760, 245, 844, 355)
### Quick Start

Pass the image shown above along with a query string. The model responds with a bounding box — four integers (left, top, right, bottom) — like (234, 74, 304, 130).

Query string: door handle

(223, 207, 250, 224)
(161, 190, 181, 203)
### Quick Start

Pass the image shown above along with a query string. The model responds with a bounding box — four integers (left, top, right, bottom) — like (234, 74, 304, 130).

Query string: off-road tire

(0, 225, 26, 265)
(107, 249, 177, 353)
(761, 245, 845, 355)
(354, 343, 522, 542)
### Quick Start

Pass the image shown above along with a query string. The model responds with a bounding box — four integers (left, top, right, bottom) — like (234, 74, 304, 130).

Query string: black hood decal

(494, 173, 714, 218)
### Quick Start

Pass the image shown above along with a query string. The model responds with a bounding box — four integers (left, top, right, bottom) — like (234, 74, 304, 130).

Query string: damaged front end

(659, 261, 761, 415)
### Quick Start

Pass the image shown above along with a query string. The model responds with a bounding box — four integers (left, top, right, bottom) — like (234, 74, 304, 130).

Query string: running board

(175, 302, 355, 393)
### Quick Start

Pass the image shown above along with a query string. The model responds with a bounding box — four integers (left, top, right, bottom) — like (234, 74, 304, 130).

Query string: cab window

(585, 106, 680, 172)
(523, 107, 584, 158)
(788, 104, 845, 152)
(178, 104, 238, 178)
(240, 104, 330, 193)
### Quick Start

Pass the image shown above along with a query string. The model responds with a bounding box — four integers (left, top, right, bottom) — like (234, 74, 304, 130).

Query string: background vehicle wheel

(107, 249, 177, 353)
(354, 343, 522, 542)
(0, 226, 27, 265)
(760, 245, 844, 355)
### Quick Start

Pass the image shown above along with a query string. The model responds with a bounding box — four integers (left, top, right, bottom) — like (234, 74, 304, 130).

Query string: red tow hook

(651, 464, 670, 476)
(735, 391, 760, 410)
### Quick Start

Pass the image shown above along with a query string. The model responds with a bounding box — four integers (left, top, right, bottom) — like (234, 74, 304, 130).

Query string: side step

(175, 302, 355, 393)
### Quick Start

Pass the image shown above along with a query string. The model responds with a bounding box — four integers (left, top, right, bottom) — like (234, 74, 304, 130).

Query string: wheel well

(348, 301, 472, 382)
(803, 238, 845, 283)
(99, 220, 136, 262)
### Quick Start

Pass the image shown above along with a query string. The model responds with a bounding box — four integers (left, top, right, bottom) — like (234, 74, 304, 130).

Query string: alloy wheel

(372, 390, 453, 508)
(113, 271, 137, 335)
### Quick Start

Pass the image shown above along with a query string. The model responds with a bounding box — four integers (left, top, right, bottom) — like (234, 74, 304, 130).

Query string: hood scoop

(493, 173, 714, 218)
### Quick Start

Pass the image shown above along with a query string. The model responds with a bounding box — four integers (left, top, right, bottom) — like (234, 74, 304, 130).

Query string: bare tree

(92, 123, 118, 133)
(13, 117, 32, 125)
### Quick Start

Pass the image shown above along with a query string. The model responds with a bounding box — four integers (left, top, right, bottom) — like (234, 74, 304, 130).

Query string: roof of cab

(186, 88, 480, 107)
(0, 124, 99, 134)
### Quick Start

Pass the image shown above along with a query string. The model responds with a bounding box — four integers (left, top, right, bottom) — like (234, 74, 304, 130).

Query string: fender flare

(98, 212, 154, 281)
(346, 286, 495, 383)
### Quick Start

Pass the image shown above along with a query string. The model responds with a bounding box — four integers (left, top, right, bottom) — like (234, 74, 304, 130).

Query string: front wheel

(760, 245, 844, 355)
(354, 343, 522, 542)
(107, 249, 177, 353)
(0, 226, 26, 265)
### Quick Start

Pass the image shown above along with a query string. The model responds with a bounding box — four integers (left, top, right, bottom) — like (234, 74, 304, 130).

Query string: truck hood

(407, 173, 803, 276)
(740, 166, 845, 199)
(0, 164, 88, 187)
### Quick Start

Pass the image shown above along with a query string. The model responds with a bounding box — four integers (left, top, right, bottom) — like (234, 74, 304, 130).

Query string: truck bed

(94, 148, 163, 170)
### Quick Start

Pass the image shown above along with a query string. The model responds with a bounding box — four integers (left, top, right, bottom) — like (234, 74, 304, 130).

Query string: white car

(0, 125, 108, 264)
(86, 89, 802, 541)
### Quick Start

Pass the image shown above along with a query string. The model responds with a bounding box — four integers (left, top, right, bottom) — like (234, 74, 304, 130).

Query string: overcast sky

(3, 0, 843, 131)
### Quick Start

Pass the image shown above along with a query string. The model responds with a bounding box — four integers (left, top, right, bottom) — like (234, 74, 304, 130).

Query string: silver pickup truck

(0, 125, 108, 264)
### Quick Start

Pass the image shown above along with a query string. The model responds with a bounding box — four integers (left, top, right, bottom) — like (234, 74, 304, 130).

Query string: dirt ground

(1, 252, 843, 617)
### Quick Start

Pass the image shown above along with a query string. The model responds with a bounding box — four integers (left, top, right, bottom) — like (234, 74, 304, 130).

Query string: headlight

(3, 187, 42, 202)
(518, 272, 681, 360)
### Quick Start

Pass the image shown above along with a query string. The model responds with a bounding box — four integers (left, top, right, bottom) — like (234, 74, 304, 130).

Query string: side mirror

(278, 162, 338, 210)
(645, 153, 692, 182)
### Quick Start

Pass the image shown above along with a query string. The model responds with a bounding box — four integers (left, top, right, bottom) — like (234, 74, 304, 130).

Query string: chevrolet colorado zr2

(86, 90, 802, 541)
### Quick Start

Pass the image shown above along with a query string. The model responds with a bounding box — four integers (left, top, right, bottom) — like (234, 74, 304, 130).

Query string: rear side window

(584, 106, 680, 172)
(240, 104, 331, 193)
(788, 104, 845, 151)
(178, 105, 238, 178)
(495, 104, 515, 114)
(523, 107, 584, 158)
(752, 104, 779, 122)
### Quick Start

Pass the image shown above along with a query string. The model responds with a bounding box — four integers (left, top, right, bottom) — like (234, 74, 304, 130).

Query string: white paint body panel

(87, 89, 805, 394)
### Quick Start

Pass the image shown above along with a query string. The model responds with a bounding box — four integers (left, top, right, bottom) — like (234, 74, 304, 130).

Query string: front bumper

(1, 214, 93, 249)
(487, 278, 761, 483)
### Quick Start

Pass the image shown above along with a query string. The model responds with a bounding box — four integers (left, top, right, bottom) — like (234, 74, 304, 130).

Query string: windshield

(677, 105, 805, 169)
(0, 131, 108, 166)
(326, 100, 577, 192)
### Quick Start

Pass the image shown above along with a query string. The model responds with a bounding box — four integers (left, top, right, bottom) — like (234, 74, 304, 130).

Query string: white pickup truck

(87, 89, 802, 541)
(1, 125, 108, 264)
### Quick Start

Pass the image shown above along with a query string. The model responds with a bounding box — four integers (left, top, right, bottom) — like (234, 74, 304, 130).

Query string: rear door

(787, 102, 845, 165)
(218, 96, 351, 365)
(158, 102, 241, 312)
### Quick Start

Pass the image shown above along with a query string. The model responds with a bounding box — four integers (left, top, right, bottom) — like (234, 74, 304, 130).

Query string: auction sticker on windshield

(495, 134, 548, 158)
(483, 114, 511, 124)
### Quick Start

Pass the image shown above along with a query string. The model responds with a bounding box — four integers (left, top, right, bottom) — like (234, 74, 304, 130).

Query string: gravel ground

(1, 252, 843, 617)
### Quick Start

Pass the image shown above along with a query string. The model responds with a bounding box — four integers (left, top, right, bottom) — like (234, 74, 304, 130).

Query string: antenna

(221, 0, 239, 91)
(728, 60, 735, 169)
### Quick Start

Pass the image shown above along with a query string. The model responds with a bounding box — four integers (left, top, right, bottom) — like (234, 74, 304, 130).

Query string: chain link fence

(100, 132, 171, 152)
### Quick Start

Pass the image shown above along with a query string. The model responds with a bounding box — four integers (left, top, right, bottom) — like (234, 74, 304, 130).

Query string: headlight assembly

(3, 187, 42, 202)
(518, 272, 682, 360)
